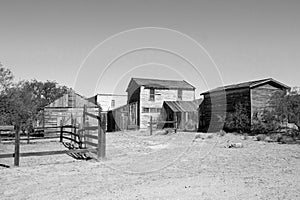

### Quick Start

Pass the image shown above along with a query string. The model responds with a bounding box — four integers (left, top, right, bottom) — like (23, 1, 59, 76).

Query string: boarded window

(178, 89, 182, 100)
(149, 88, 155, 101)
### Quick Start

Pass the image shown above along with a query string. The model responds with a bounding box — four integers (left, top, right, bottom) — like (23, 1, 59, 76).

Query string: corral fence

(0, 105, 106, 167)
(0, 126, 67, 143)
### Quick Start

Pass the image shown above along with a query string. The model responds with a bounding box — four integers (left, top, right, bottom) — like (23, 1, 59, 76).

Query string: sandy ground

(1, 131, 300, 200)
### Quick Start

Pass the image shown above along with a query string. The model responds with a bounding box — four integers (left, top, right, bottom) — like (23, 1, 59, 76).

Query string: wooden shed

(198, 78, 290, 133)
(43, 90, 99, 128)
(107, 104, 129, 132)
(162, 99, 202, 131)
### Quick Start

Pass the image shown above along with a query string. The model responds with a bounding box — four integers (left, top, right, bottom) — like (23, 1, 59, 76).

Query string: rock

(227, 143, 243, 148)
(280, 136, 295, 144)
(264, 136, 273, 142)
(194, 133, 213, 140)
(155, 130, 168, 135)
(207, 134, 213, 139)
(270, 133, 283, 142)
(242, 134, 248, 140)
(256, 134, 266, 141)
(218, 130, 226, 137)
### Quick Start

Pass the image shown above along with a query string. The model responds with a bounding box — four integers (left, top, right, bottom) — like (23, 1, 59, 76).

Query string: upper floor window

(111, 100, 115, 108)
(149, 88, 155, 101)
(178, 89, 182, 100)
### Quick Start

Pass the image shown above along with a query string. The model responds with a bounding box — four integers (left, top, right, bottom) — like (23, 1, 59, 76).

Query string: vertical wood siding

(199, 88, 251, 132)
(250, 84, 286, 121)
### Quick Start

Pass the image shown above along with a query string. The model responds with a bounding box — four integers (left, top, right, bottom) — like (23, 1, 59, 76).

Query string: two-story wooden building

(126, 78, 195, 129)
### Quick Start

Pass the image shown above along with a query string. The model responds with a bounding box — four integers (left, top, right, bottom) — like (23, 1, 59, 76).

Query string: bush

(223, 103, 250, 133)
(251, 110, 280, 135)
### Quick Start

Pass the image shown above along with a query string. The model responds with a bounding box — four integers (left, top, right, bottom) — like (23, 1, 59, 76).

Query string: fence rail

(0, 105, 106, 167)
(0, 125, 63, 143)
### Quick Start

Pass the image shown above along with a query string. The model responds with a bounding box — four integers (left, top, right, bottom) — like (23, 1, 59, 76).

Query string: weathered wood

(85, 140, 98, 148)
(85, 134, 98, 140)
(60, 126, 63, 142)
(82, 105, 87, 148)
(0, 148, 97, 159)
(84, 111, 99, 120)
(61, 136, 80, 144)
(199, 87, 250, 132)
(0, 136, 60, 141)
(98, 108, 106, 159)
(150, 116, 153, 135)
(250, 84, 286, 121)
(14, 126, 20, 166)
(83, 126, 98, 131)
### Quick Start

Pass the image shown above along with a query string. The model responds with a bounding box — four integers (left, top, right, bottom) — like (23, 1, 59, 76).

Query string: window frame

(178, 89, 183, 100)
(149, 88, 155, 101)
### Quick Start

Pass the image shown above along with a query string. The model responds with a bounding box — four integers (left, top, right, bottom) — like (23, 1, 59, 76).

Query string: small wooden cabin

(43, 90, 99, 128)
(161, 99, 202, 131)
(198, 78, 290, 132)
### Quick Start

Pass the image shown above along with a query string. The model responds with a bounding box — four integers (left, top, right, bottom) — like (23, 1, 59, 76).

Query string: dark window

(149, 88, 155, 101)
(178, 89, 182, 100)
(142, 107, 150, 113)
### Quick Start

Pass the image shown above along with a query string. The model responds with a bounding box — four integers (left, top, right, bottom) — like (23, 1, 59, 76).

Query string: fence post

(98, 108, 106, 159)
(14, 125, 20, 167)
(60, 126, 63, 142)
(150, 116, 153, 136)
(82, 105, 86, 148)
(71, 116, 74, 142)
(27, 129, 30, 144)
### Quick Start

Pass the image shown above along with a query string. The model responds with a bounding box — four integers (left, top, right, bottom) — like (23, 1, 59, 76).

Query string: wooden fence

(0, 126, 63, 143)
(149, 116, 177, 135)
(0, 105, 106, 167)
(79, 105, 106, 159)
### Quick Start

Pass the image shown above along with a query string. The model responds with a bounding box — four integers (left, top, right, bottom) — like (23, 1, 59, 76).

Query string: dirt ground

(1, 131, 300, 200)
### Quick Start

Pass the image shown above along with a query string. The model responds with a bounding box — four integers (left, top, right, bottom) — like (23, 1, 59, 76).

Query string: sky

(0, 0, 299, 97)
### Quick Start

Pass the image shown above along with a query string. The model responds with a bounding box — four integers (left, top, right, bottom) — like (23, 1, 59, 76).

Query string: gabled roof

(201, 78, 290, 95)
(164, 99, 203, 112)
(46, 90, 98, 108)
(126, 78, 195, 92)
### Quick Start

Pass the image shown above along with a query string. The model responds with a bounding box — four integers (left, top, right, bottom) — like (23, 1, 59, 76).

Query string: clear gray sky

(0, 0, 299, 97)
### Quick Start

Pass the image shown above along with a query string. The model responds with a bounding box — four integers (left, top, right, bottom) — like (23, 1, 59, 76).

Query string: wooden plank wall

(139, 86, 195, 129)
(44, 107, 99, 128)
(107, 105, 129, 132)
(250, 83, 287, 121)
(199, 88, 251, 132)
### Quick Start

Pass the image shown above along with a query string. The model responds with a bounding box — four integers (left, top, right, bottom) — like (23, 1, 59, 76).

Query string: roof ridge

(201, 78, 289, 95)
(132, 77, 187, 82)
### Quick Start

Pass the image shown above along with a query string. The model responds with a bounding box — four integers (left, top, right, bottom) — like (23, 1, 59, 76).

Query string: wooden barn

(126, 78, 196, 129)
(198, 78, 290, 133)
(161, 99, 202, 131)
(43, 90, 99, 128)
(107, 104, 129, 132)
